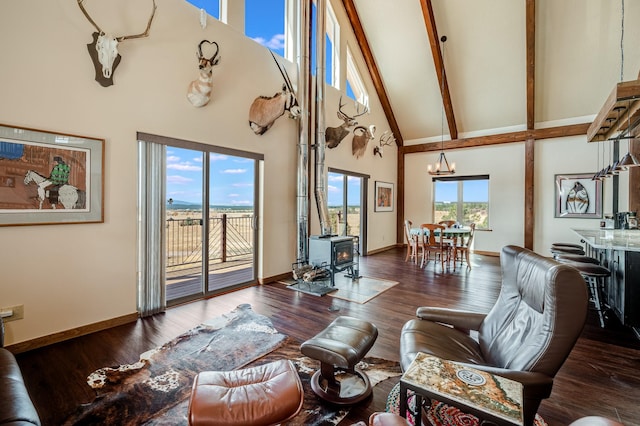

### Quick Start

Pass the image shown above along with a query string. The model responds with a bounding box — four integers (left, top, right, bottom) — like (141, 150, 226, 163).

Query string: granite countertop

(573, 228, 640, 252)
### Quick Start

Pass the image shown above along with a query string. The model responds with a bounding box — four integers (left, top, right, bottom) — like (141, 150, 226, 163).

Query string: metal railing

(166, 214, 254, 270)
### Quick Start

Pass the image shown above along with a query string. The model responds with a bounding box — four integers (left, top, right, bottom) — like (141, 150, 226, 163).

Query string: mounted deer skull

(373, 131, 396, 158)
(325, 96, 368, 149)
(352, 124, 376, 159)
(248, 51, 301, 135)
(77, 0, 157, 87)
(187, 40, 221, 107)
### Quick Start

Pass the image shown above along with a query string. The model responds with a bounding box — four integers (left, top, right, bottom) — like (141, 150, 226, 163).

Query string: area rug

(62, 304, 287, 426)
(329, 274, 399, 304)
(281, 274, 399, 304)
(386, 382, 547, 426)
(149, 337, 403, 425)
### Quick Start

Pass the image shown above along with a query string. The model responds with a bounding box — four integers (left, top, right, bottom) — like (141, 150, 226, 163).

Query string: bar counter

(572, 228, 640, 252)
(572, 228, 640, 337)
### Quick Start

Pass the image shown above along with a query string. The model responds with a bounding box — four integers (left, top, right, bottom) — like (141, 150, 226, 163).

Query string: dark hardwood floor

(15, 247, 640, 425)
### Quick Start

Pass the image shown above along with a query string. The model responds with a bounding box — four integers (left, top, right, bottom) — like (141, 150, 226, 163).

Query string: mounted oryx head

(352, 124, 376, 159)
(77, 0, 157, 87)
(325, 96, 368, 149)
(187, 40, 221, 107)
(248, 51, 301, 135)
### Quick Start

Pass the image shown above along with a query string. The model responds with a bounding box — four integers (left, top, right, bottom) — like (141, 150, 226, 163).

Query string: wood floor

(15, 247, 640, 426)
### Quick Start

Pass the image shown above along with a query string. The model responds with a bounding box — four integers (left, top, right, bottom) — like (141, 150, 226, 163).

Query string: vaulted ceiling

(344, 0, 640, 149)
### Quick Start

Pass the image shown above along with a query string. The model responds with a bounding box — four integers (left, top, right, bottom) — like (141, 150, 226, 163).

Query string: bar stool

(554, 254, 600, 264)
(559, 259, 610, 328)
(551, 242, 584, 250)
(550, 246, 585, 258)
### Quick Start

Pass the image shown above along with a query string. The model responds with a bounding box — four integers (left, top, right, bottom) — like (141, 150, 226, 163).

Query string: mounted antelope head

(325, 96, 368, 149)
(373, 131, 396, 158)
(77, 0, 157, 87)
(187, 40, 221, 107)
(248, 51, 301, 135)
(352, 124, 376, 159)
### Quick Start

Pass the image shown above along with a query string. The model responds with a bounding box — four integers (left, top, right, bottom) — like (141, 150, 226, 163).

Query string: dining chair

(454, 223, 475, 269)
(418, 223, 453, 270)
(437, 220, 457, 228)
(437, 220, 457, 246)
(403, 220, 419, 264)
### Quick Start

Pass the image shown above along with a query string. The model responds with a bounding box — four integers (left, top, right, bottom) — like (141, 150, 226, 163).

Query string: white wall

(404, 143, 525, 253)
(0, 0, 396, 346)
(404, 133, 630, 256)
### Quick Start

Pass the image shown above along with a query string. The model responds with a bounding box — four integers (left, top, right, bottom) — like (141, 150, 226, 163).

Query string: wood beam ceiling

(420, 0, 457, 139)
(524, 0, 536, 250)
(341, 0, 404, 147)
(400, 123, 590, 154)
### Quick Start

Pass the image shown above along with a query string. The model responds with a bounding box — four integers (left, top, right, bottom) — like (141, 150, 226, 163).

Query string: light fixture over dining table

(428, 35, 455, 176)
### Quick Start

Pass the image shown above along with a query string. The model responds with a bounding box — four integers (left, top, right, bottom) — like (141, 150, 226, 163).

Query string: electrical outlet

(0, 305, 24, 322)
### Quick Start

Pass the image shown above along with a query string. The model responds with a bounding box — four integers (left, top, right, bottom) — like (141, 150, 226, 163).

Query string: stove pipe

(314, 0, 332, 237)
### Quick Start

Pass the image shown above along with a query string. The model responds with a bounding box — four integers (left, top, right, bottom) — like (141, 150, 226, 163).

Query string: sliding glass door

(328, 168, 368, 255)
(165, 145, 260, 304)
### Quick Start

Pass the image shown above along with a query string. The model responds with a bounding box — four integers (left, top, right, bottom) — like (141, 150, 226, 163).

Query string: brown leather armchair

(400, 245, 588, 426)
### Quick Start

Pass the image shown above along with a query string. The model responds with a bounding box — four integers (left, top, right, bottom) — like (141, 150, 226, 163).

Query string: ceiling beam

(400, 122, 590, 154)
(419, 0, 458, 140)
(341, 0, 404, 146)
(526, 0, 535, 130)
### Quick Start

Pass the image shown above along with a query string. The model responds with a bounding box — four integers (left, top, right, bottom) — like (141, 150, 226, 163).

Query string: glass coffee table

(399, 352, 523, 426)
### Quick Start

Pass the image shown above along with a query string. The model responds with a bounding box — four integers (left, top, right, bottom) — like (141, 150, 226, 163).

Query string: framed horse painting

(0, 123, 104, 226)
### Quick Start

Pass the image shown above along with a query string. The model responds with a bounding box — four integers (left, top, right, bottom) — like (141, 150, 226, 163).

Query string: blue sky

(170, 1, 355, 207)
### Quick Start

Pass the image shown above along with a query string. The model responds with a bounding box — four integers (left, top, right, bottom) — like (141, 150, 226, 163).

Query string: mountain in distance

(167, 200, 253, 211)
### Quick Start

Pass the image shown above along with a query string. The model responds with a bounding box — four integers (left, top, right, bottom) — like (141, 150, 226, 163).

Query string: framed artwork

(554, 173, 602, 219)
(0, 123, 104, 226)
(375, 181, 394, 212)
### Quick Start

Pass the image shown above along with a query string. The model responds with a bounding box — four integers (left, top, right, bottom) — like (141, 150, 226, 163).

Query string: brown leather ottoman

(188, 359, 303, 426)
(300, 316, 378, 405)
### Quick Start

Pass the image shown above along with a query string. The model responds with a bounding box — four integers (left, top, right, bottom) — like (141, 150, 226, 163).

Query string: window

(310, 1, 339, 85)
(185, 0, 220, 20)
(346, 46, 368, 107)
(246, 0, 286, 57)
(433, 175, 489, 229)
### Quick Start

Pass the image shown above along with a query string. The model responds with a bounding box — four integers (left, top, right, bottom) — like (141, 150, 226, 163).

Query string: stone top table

(572, 228, 640, 252)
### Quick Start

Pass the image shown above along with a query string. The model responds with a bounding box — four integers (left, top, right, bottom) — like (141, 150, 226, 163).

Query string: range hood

(587, 79, 640, 142)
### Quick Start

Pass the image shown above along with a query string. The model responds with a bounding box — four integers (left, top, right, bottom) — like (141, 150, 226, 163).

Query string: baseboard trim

(6, 312, 139, 354)
(367, 244, 397, 255)
(259, 271, 292, 285)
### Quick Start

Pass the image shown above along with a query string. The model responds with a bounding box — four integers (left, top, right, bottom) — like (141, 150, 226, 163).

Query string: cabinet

(604, 250, 640, 327)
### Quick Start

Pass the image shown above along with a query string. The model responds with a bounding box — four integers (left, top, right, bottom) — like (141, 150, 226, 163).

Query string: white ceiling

(351, 0, 640, 145)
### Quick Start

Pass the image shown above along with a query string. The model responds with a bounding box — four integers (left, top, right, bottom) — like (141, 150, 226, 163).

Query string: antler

(77, 0, 157, 41)
(379, 131, 396, 147)
(198, 40, 220, 62)
(353, 102, 369, 118)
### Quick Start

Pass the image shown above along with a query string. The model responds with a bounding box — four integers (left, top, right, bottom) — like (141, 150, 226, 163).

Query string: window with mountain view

(433, 175, 489, 229)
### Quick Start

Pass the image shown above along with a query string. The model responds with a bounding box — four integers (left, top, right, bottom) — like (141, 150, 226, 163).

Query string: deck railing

(166, 214, 254, 270)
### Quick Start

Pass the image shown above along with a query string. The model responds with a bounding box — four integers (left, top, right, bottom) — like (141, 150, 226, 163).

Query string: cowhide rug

(148, 337, 403, 426)
(62, 304, 288, 426)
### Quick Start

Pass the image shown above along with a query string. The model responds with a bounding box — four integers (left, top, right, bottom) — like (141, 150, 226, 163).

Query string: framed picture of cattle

(0, 123, 104, 226)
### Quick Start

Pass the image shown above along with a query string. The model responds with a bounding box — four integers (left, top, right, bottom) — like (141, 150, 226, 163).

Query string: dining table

(410, 225, 473, 247)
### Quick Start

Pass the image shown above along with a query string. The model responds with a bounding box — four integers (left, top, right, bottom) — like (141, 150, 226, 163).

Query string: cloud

(232, 182, 253, 187)
(167, 162, 202, 171)
(228, 193, 239, 197)
(252, 34, 285, 50)
(328, 185, 339, 192)
(167, 175, 193, 185)
(210, 154, 228, 162)
(222, 168, 247, 174)
(230, 200, 252, 205)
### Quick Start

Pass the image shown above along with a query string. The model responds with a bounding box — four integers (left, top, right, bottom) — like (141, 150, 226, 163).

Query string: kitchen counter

(572, 228, 640, 252)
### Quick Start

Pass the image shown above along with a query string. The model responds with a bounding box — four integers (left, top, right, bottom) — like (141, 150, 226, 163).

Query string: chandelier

(428, 36, 455, 176)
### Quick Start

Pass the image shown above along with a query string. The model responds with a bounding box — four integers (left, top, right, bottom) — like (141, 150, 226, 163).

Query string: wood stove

(308, 235, 358, 286)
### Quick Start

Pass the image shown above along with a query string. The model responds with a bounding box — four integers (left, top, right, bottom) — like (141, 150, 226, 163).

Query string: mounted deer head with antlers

(187, 40, 221, 107)
(248, 51, 300, 135)
(325, 96, 368, 149)
(77, 0, 157, 87)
